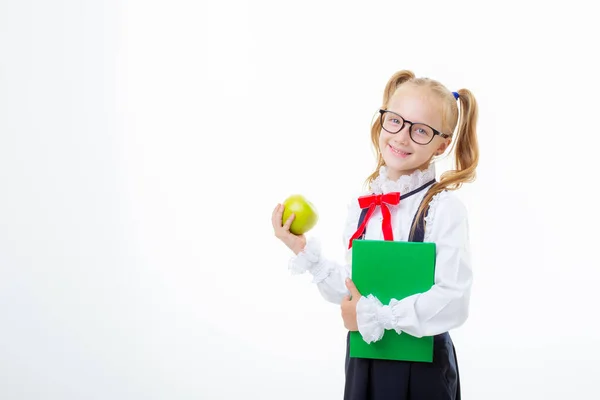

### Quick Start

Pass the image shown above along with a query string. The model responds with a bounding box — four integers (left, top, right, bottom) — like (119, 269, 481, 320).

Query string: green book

(349, 239, 436, 362)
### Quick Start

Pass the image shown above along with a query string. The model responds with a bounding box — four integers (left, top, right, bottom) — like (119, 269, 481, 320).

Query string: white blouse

(288, 163, 472, 344)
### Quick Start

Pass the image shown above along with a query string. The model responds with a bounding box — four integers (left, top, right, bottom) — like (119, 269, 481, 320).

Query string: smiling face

(378, 83, 451, 180)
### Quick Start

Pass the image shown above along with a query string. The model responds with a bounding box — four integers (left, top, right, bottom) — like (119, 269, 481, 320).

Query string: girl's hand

(341, 278, 362, 331)
(271, 203, 306, 255)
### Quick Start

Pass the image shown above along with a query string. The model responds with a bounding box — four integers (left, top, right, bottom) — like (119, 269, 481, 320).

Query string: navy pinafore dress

(344, 181, 461, 400)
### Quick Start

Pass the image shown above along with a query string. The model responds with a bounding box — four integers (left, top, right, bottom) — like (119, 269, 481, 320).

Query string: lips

(388, 144, 411, 157)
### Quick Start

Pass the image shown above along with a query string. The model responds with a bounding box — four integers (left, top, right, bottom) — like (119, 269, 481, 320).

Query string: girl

(271, 69, 478, 400)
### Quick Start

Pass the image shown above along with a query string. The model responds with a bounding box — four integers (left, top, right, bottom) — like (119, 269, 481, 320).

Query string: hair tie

(452, 91, 460, 100)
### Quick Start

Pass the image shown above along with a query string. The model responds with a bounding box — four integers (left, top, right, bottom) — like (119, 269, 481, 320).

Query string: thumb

(345, 278, 360, 297)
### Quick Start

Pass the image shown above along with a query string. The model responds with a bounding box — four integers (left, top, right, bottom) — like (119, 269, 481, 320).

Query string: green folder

(349, 239, 436, 362)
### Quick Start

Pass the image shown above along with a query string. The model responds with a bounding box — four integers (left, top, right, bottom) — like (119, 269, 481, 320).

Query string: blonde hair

(365, 70, 479, 234)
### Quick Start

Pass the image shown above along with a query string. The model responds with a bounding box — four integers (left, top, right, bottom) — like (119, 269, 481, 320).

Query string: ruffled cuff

(356, 295, 403, 344)
(288, 238, 332, 283)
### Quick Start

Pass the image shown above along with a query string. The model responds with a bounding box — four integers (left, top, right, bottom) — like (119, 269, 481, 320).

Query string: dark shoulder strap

(356, 207, 369, 241)
(408, 199, 429, 243)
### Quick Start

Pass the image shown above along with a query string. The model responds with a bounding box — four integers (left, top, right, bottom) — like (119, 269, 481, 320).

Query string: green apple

(282, 194, 319, 235)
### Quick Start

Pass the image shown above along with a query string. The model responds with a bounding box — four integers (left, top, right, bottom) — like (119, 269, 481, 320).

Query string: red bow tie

(348, 192, 400, 249)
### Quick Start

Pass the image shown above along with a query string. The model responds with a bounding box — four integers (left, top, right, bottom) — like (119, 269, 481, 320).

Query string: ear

(435, 138, 451, 156)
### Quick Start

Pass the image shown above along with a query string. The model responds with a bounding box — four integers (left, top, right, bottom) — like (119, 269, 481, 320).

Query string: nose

(393, 123, 411, 144)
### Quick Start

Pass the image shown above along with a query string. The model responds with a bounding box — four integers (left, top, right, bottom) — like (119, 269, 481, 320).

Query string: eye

(385, 116, 401, 126)
(412, 124, 434, 137)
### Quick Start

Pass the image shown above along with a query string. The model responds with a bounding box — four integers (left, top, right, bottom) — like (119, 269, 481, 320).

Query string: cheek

(378, 131, 388, 147)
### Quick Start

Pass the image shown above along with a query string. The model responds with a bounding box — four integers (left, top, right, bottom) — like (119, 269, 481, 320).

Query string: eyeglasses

(379, 109, 450, 145)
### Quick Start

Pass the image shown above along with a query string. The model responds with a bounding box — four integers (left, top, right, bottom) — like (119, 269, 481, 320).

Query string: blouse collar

(369, 163, 436, 195)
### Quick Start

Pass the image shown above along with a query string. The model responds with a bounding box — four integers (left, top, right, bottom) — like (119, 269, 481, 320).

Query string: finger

(342, 295, 350, 302)
(271, 204, 280, 218)
(345, 278, 360, 297)
(282, 212, 295, 231)
(271, 204, 284, 230)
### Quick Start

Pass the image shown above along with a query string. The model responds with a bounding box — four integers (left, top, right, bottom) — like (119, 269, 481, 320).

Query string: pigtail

(411, 88, 479, 235)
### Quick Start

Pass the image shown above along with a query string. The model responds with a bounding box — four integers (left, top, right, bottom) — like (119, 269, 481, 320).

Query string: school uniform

(288, 163, 472, 400)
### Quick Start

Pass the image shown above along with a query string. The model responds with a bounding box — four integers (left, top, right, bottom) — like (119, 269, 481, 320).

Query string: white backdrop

(1, 1, 599, 399)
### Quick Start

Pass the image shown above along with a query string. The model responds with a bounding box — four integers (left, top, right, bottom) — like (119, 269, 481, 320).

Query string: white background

(1, 1, 599, 399)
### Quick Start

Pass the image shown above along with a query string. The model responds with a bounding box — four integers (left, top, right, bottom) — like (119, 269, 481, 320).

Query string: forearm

(356, 282, 471, 343)
(288, 237, 350, 304)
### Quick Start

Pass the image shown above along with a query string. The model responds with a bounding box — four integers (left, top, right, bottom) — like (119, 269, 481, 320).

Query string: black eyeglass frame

(378, 109, 450, 145)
